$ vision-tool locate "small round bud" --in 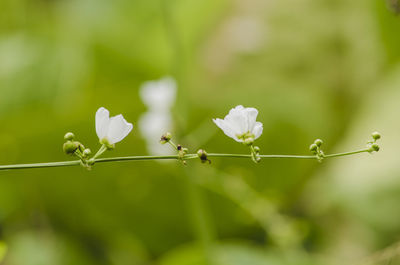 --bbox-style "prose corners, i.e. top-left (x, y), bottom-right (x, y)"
top-left (253, 146), bottom-right (260, 153)
top-left (64, 132), bottom-right (75, 141)
top-left (372, 132), bottom-right (381, 141)
top-left (160, 132), bottom-right (172, 144)
top-left (244, 138), bottom-right (254, 146)
top-left (182, 147), bottom-right (189, 153)
top-left (197, 149), bottom-right (207, 159)
top-left (370, 143), bottom-right (380, 152)
top-left (309, 143), bottom-right (318, 152)
top-left (83, 148), bottom-right (92, 157)
top-left (63, 141), bottom-right (79, 155)
top-left (314, 139), bottom-right (323, 147)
